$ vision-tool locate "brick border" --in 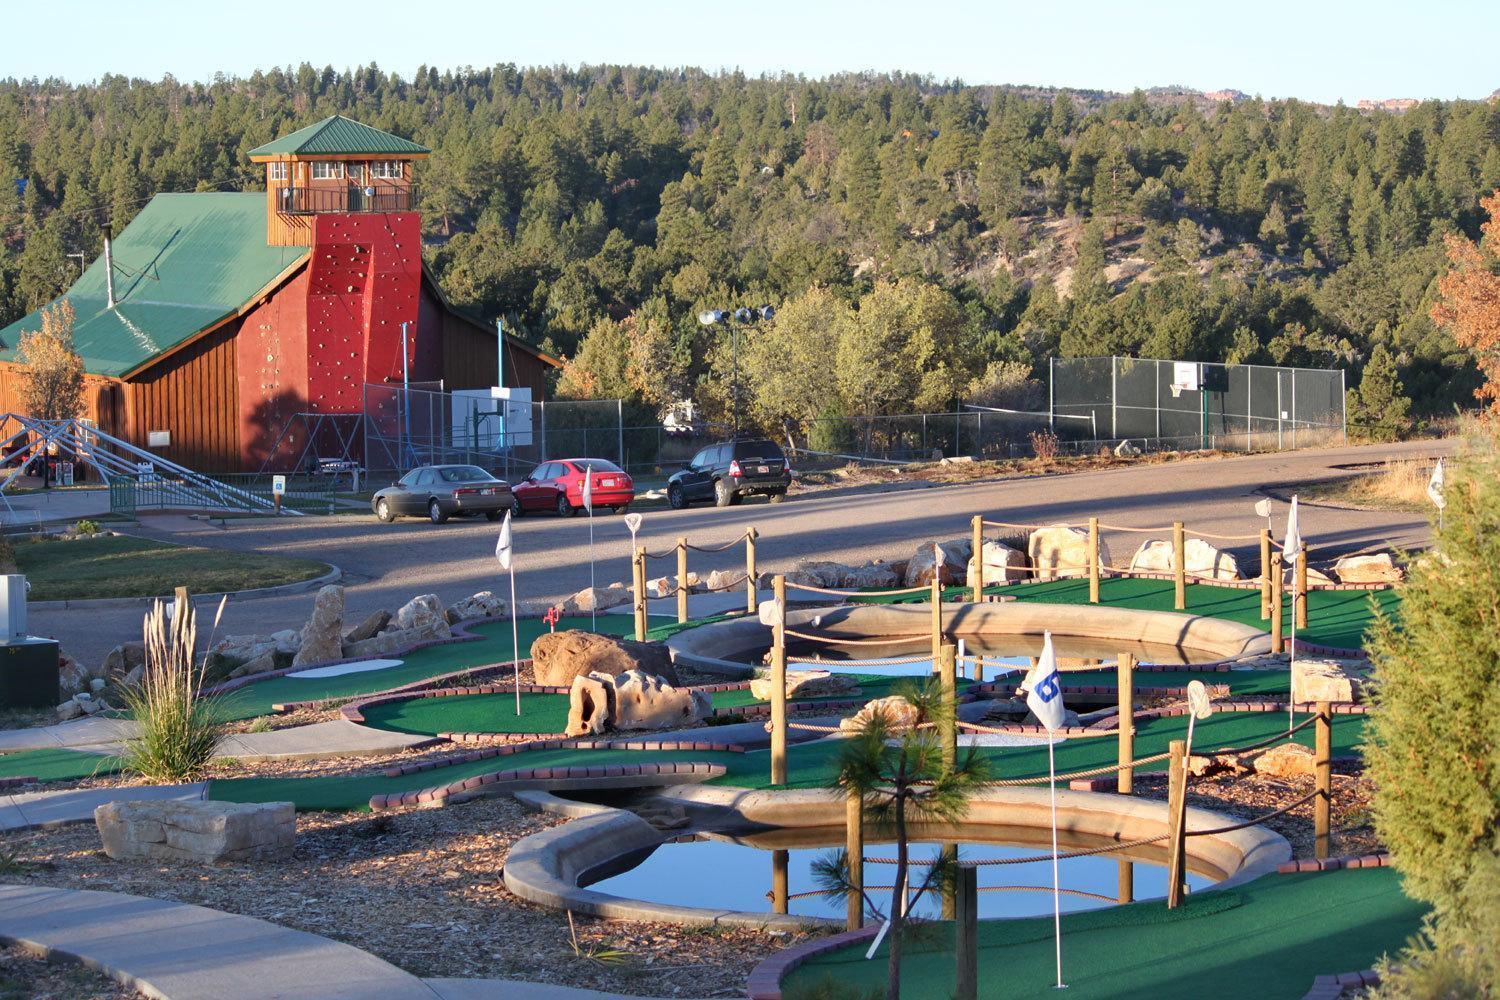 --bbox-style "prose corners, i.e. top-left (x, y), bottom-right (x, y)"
top-left (746, 925), bottom-right (879, 1000)
top-left (1302, 969), bottom-right (1380, 999)
top-left (1278, 853), bottom-right (1389, 874)
top-left (368, 760), bottom-right (727, 811)
top-left (0, 776), bottom-right (36, 791)
top-left (381, 736), bottom-right (746, 778)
